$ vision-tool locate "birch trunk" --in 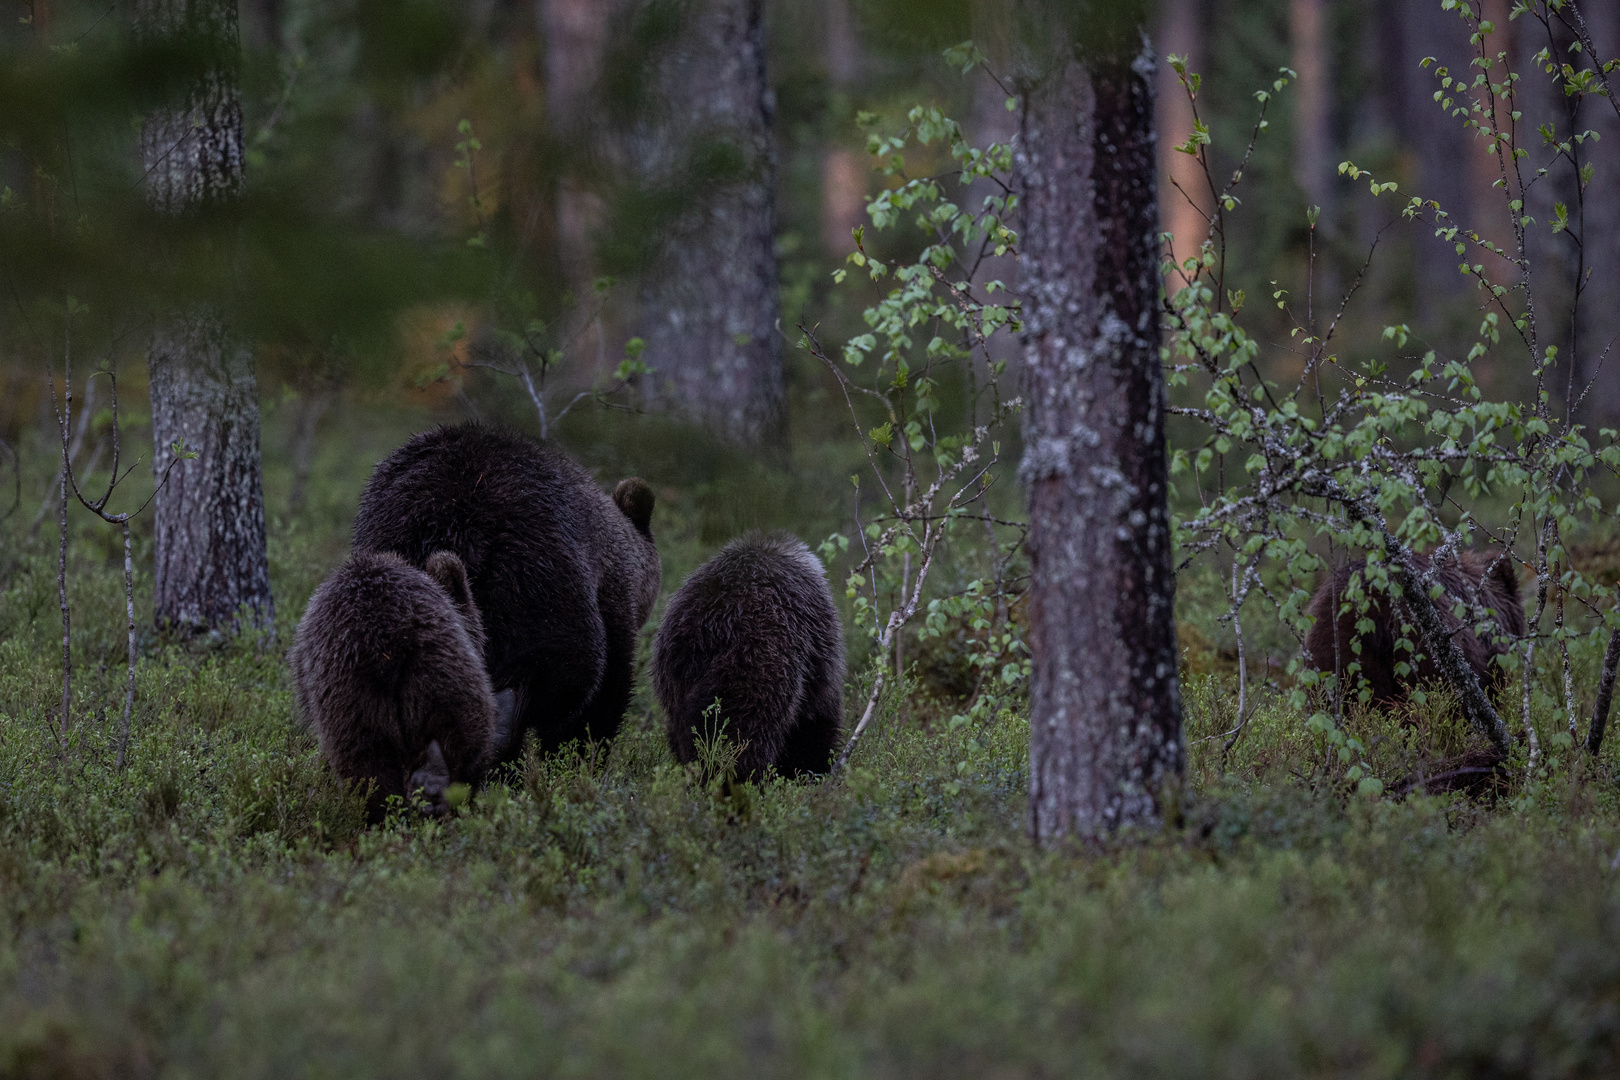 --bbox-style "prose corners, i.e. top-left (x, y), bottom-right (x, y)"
top-left (137, 0), bottom-right (273, 633)
top-left (1017, 6), bottom-right (1184, 843)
